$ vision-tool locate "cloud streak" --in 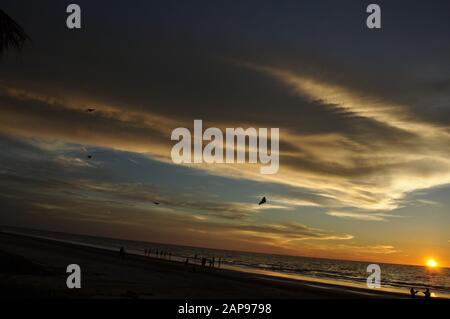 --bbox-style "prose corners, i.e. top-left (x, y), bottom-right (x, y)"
top-left (3, 68), bottom-right (450, 219)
